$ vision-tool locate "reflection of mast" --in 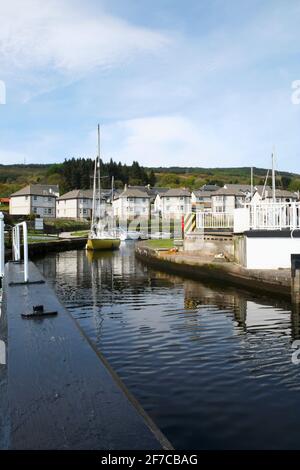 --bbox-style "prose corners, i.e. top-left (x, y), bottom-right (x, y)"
top-left (291, 304), bottom-right (300, 341)
top-left (97, 124), bottom-right (101, 220)
top-left (90, 252), bottom-right (104, 345)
